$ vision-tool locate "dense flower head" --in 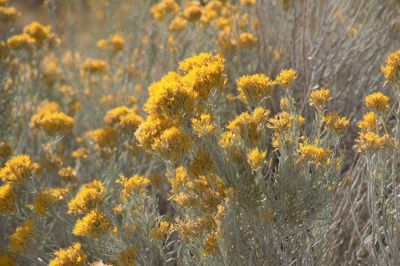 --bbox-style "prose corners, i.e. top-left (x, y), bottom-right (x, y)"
top-left (135, 114), bottom-right (175, 150)
top-left (354, 132), bottom-right (394, 152)
top-left (97, 34), bottom-right (124, 54)
top-left (268, 111), bottom-right (304, 131)
top-left (275, 69), bottom-right (297, 89)
top-left (183, 2), bottom-right (202, 22)
top-left (68, 179), bottom-right (105, 214)
top-left (72, 209), bottom-right (111, 238)
top-left (227, 112), bottom-right (260, 146)
top-left (357, 112), bottom-right (377, 132)
top-left (309, 88), bottom-right (331, 108)
top-left (299, 144), bottom-right (331, 164)
top-left (364, 92), bottom-right (389, 113)
top-left (8, 219), bottom-right (33, 252)
top-left (192, 114), bottom-right (216, 137)
top-left (240, 0), bottom-right (256, 6)
top-left (7, 33), bottom-right (36, 50)
top-left (170, 17), bottom-right (188, 34)
top-left (0, 253), bottom-right (16, 266)
top-left (144, 72), bottom-right (197, 120)
top-left (237, 74), bottom-right (275, 104)
top-left (0, 141), bottom-right (12, 158)
top-left (322, 113), bottom-right (350, 133)
top-left (31, 111), bottom-right (74, 136)
top-left (116, 175), bottom-right (150, 200)
top-left (49, 243), bottom-right (87, 266)
top-left (0, 6), bottom-right (19, 23)
top-left (247, 148), bottom-right (266, 170)
top-left (0, 183), bottom-right (15, 213)
top-left (87, 127), bottom-right (117, 148)
top-left (252, 107), bottom-right (270, 124)
top-left (0, 154), bottom-right (38, 183)
top-left (150, 0), bottom-right (179, 21)
top-left (181, 54), bottom-right (226, 99)
top-left (104, 106), bottom-right (143, 132)
top-left (381, 49), bottom-right (400, 85)
top-left (81, 59), bottom-right (107, 74)
top-left (151, 126), bottom-right (192, 161)
top-left (237, 32), bottom-right (257, 47)
top-left (34, 187), bottom-right (69, 215)
top-left (23, 22), bottom-right (57, 46)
